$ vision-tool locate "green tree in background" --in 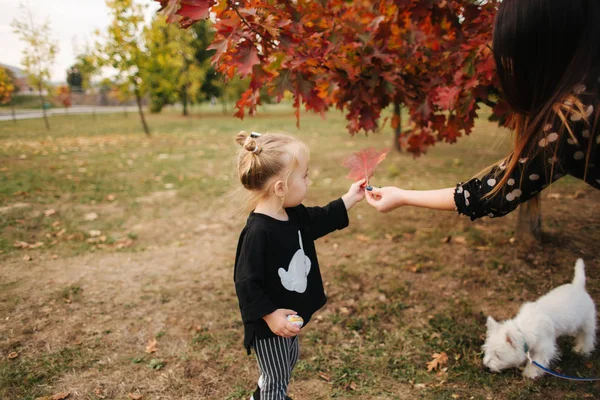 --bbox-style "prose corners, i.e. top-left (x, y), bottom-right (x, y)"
top-left (144, 17), bottom-right (205, 115)
top-left (96, 0), bottom-right (150, 136)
